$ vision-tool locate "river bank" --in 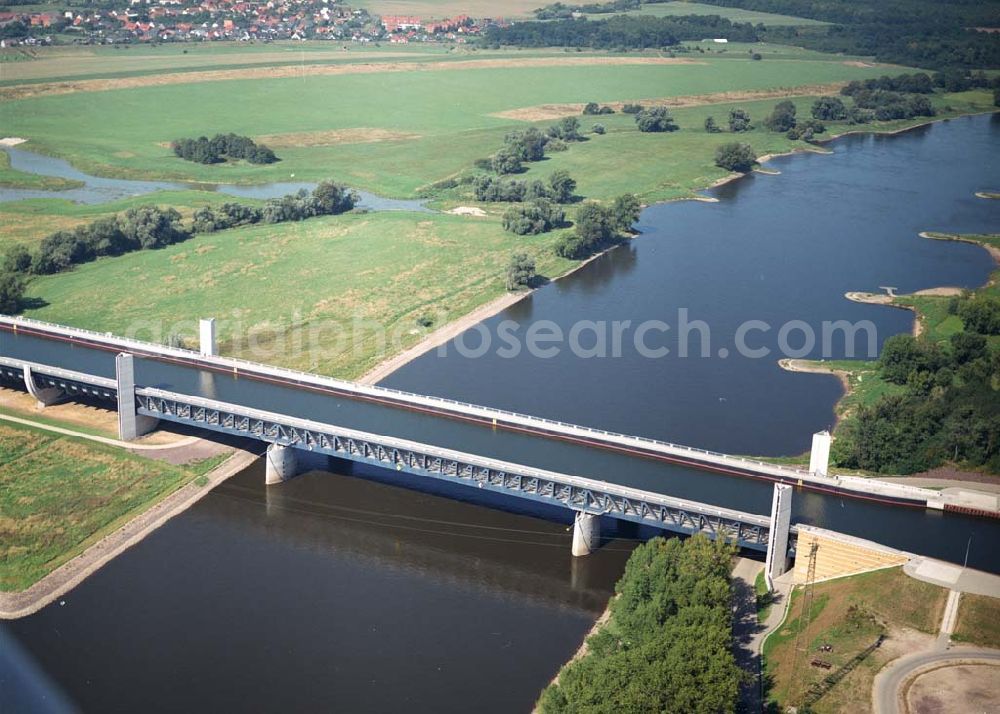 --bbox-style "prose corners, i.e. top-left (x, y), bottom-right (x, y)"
top-left (360, 111), bottom-right (997, 389)
top-left (0, 411), bottom-right (258, 618)
top-left (778, 230), bottom-right (1000, 484)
